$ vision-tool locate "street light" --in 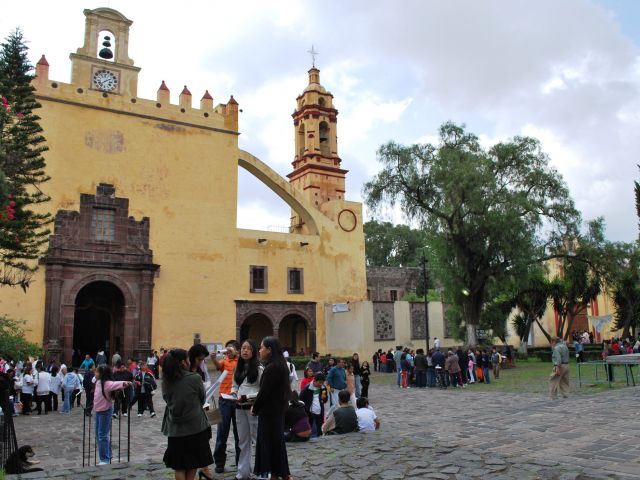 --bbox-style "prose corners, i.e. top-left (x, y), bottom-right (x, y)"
top-left (421, 248), bottom-right (430, 352)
